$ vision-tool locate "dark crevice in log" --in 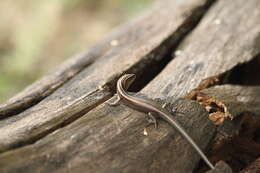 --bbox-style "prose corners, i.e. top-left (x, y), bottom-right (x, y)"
top-left (187, 54), bottom-right (260, 100)
top-left (106, 0), bottom-right (217, 94)
top-left (222, 55), bottom-right (260, 86)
